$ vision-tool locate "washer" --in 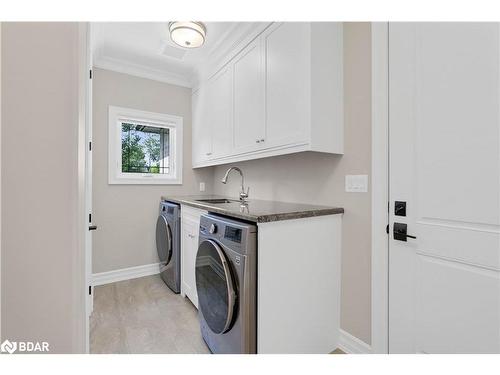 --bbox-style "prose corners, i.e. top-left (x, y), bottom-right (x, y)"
top-left (195, 213), bottom-right (257, 354)
top-left (156, 201), bottom-right (181, 293)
